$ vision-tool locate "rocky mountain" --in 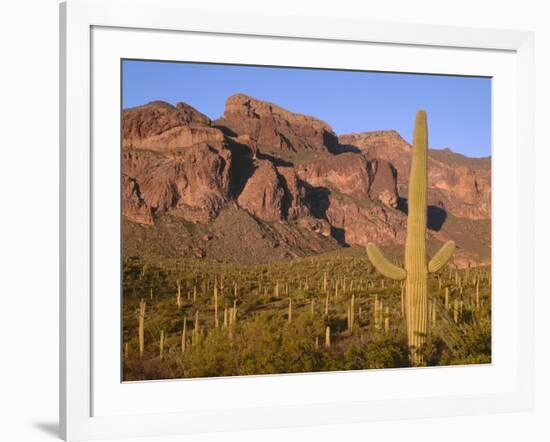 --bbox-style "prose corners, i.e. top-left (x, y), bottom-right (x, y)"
top-left (122, 94), bottom-right (491, 267)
